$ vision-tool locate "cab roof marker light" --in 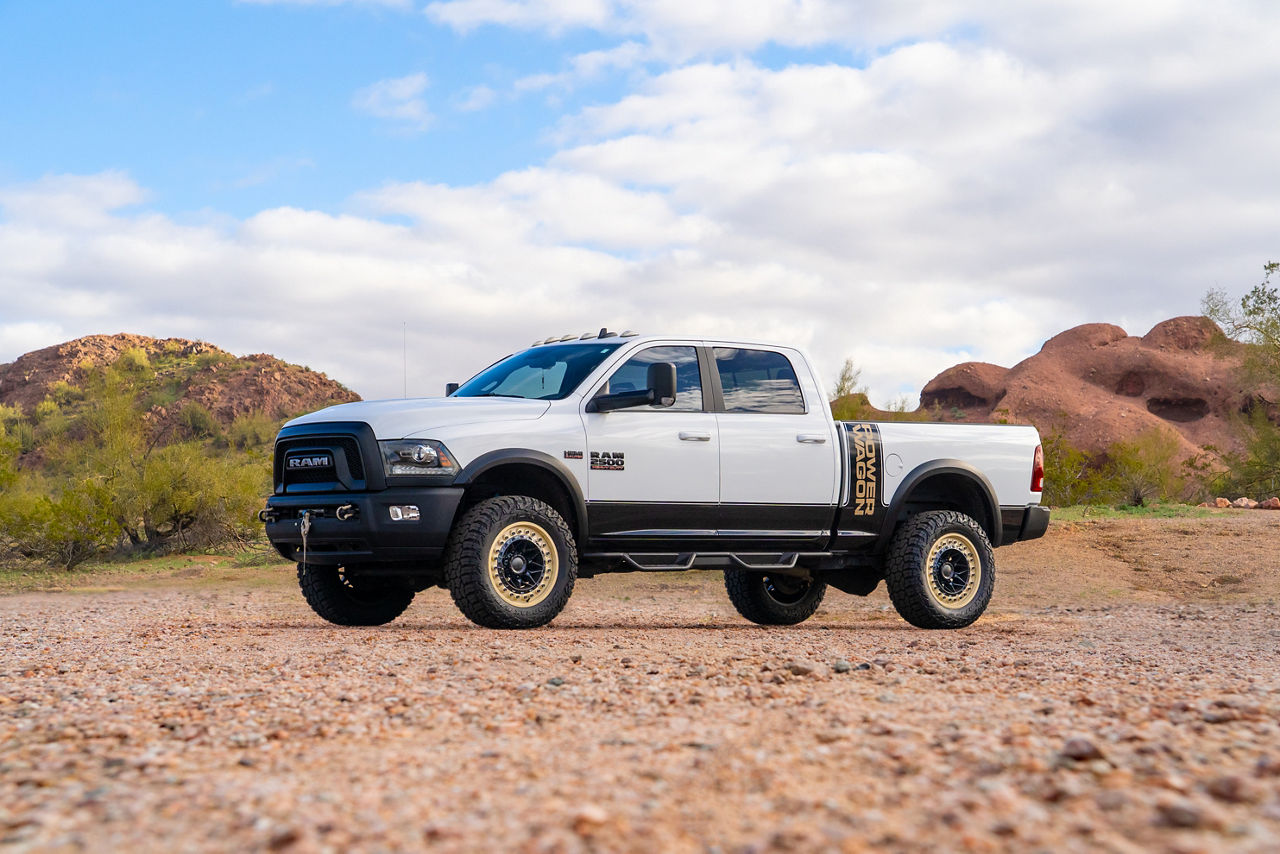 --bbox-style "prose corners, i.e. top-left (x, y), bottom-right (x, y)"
top-left (620, 330), bottom-right (639, 337)
top-left (579, 332), bottom-right (597, 340)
